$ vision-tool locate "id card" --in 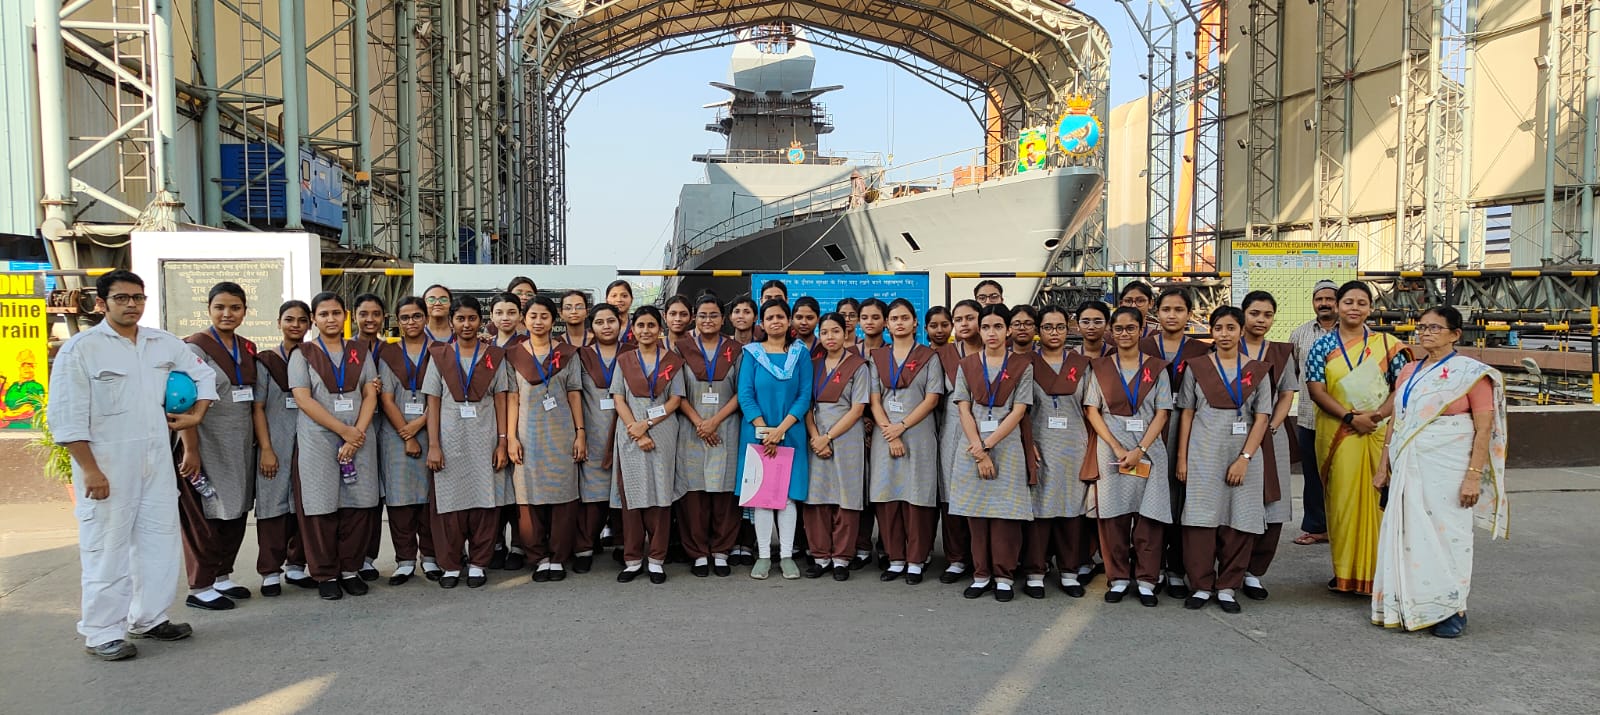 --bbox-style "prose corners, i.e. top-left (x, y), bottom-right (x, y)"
top-left (542, 395), bottom-right (558, 412)
top-left (646, 405), bottom-right (667, 420)
top-left (1047, 416), bottom-right (1070, 430)
top-left (701, 392), bottom-right (720, 405)
top-left (459, 404), bottom-right (477, 419)
top-left (1117, 459), bottom-right (1152, 478)
top-left (1125, 418), bottom-right (1145, 432)
top-left (754, 426), bottom-right (774, 440)
top-left (1232, 421), bottom-right (1249, 435)
top-left (334, 398), bottom-right (354, 413)
top-left (978, 419), bottom-right (1000, 434)
top-left (231, 388), bottom-right (253, 403)
top-left (285, 396), bottom-right (298, 410)
top-left (403, 401), bottom-right (424, 416)
top-left (599, 398), bottom-right (615, 411)
top-left (886, 400), bottom-right (906, 414)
